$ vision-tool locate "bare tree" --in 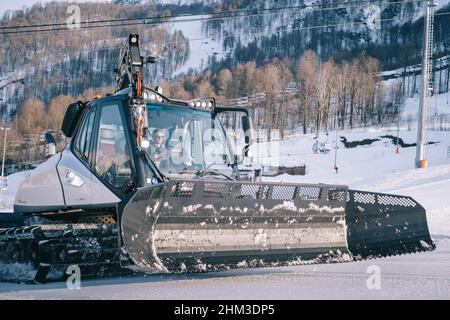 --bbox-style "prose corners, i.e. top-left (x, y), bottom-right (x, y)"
top-left (47, 95), bottom-right (74, 132)
top-left (314, 60), bottom-right (335, 133)
top-left (296, 50), bottom-right (317, 134)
